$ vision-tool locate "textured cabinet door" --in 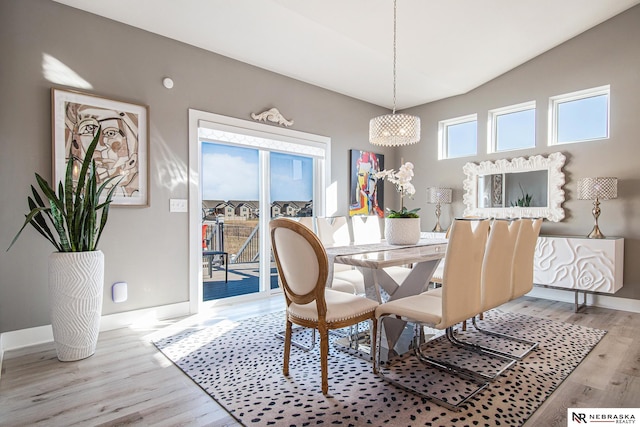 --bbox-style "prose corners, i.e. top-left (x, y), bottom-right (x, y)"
top-left (533, 236), bottom-right (624, 294)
